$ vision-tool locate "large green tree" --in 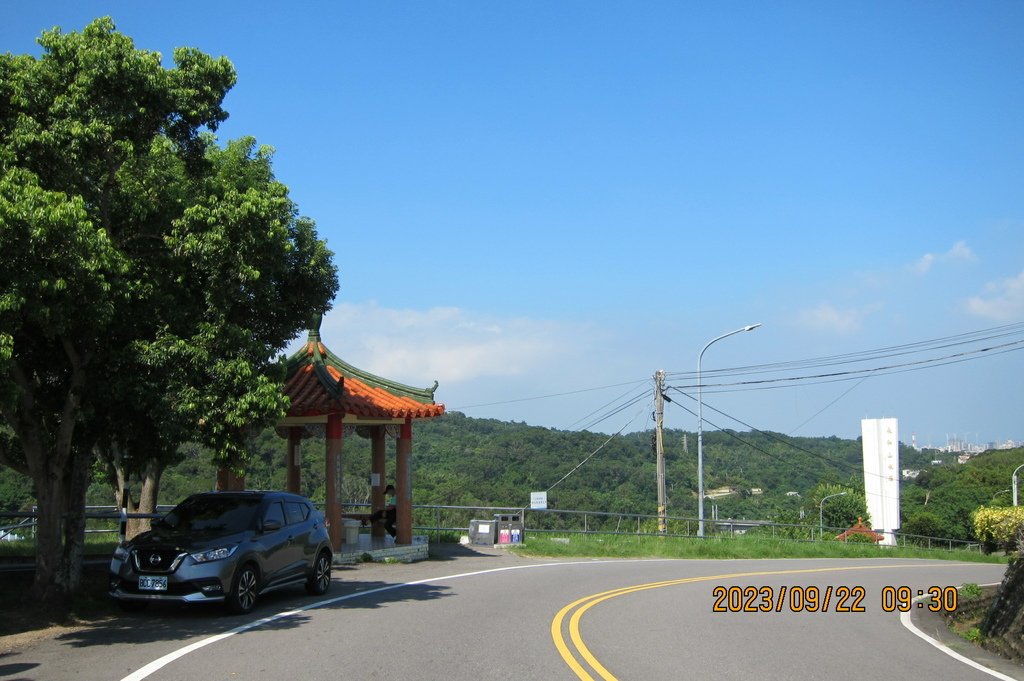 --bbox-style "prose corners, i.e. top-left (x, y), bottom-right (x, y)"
top-left (0, 18), bottom-right (338, 612)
